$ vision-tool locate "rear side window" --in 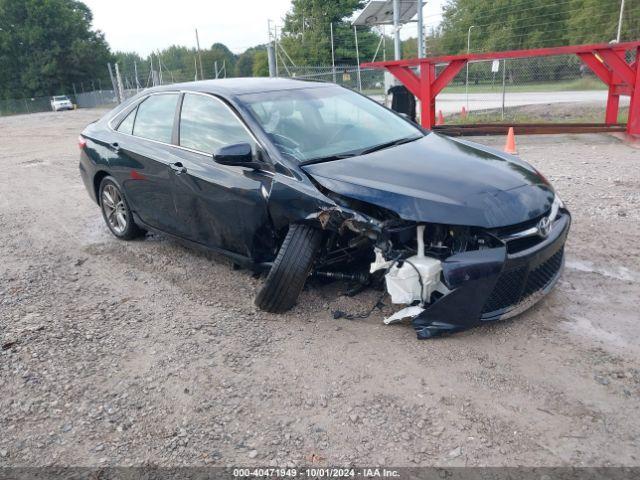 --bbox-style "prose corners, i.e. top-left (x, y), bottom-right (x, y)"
top-left (116, 108), bottom-right (136, 134)
top-left (133, 94), bottom-right (179, 143)
top-left (179, 93), bottom-right (253, 153)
